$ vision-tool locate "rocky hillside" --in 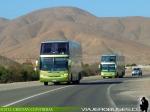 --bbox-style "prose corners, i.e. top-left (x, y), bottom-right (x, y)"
top-left (0, 55), bottom-right (19, 67)
top-left (0, 7), bottom-right (150, 64)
